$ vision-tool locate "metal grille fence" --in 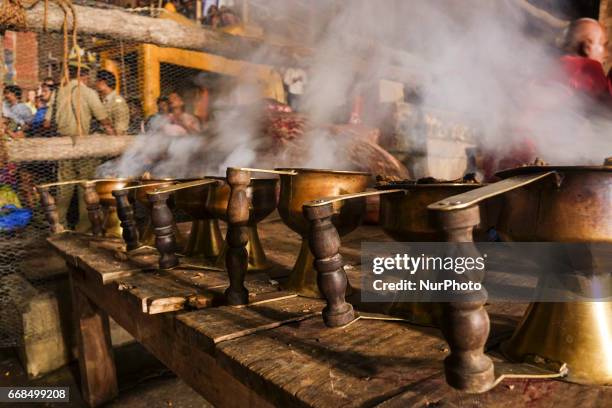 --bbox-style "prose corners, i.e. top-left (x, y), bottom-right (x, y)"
top-left (0, 25), bottom-right (222, 347)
